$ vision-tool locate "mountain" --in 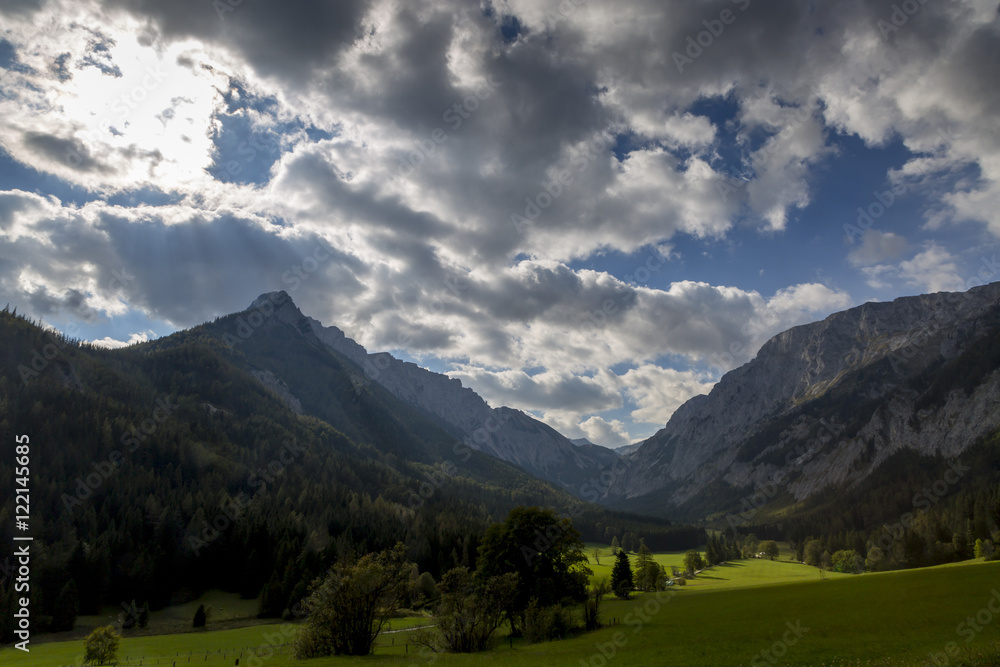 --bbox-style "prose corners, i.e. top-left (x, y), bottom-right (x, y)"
top-left (244, 291), bottom-right (621, 492)
top-left (0, 301), bottom-right (699, 637)
top-left (606, 282), bottom-right (1000, 521)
